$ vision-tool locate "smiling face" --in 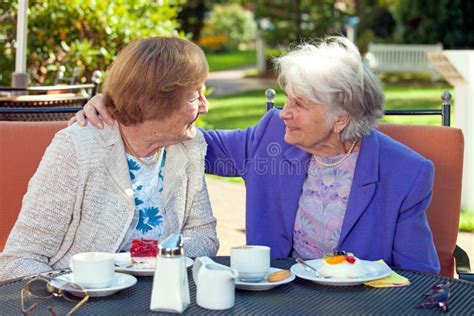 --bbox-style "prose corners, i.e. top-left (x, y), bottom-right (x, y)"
top-left (279, 92), bottom-right (350, 156)
top-left (159, 86), bottom-right (208, 143)
top-left (138, 86), bottom-right (208, 147)
top-left (119, 85), bottom-right (209, 157)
